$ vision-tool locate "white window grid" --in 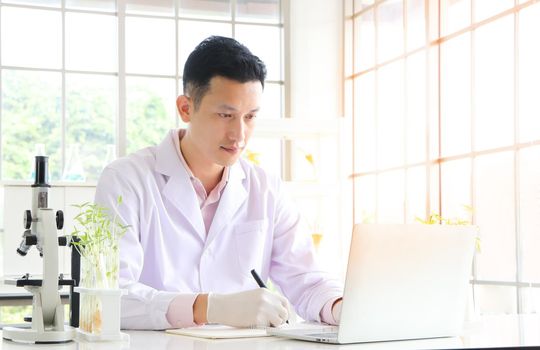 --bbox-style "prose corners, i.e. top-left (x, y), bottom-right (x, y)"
top-left (0, 0), bottom-right (285, 180)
